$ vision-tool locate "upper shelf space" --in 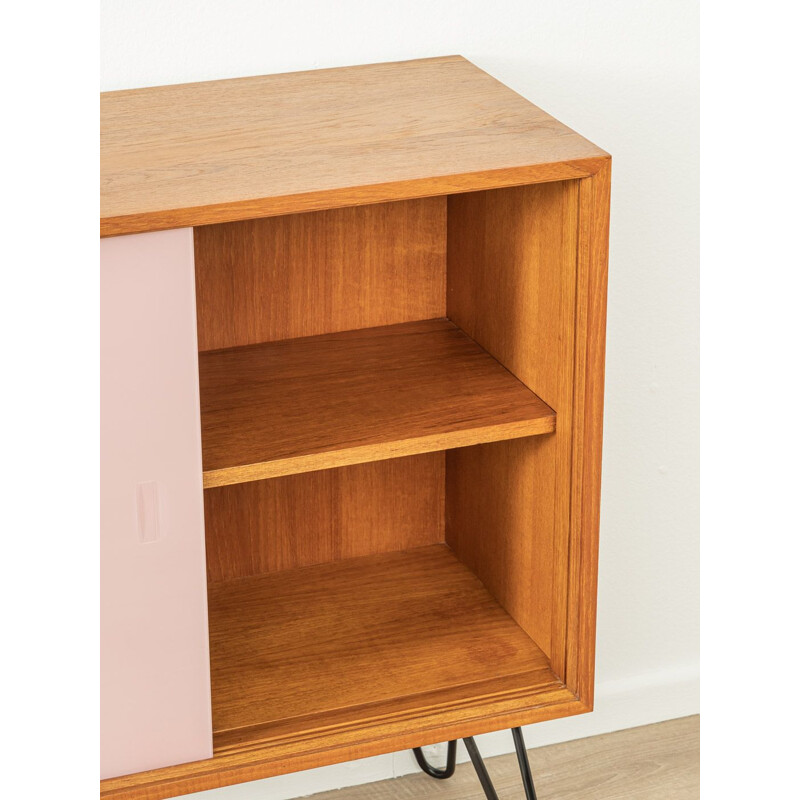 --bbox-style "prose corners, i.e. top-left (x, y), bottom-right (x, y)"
top-left (199, 319), bottom-right (555, 488)
top-left (100, 56), bottom-right (608, 236)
